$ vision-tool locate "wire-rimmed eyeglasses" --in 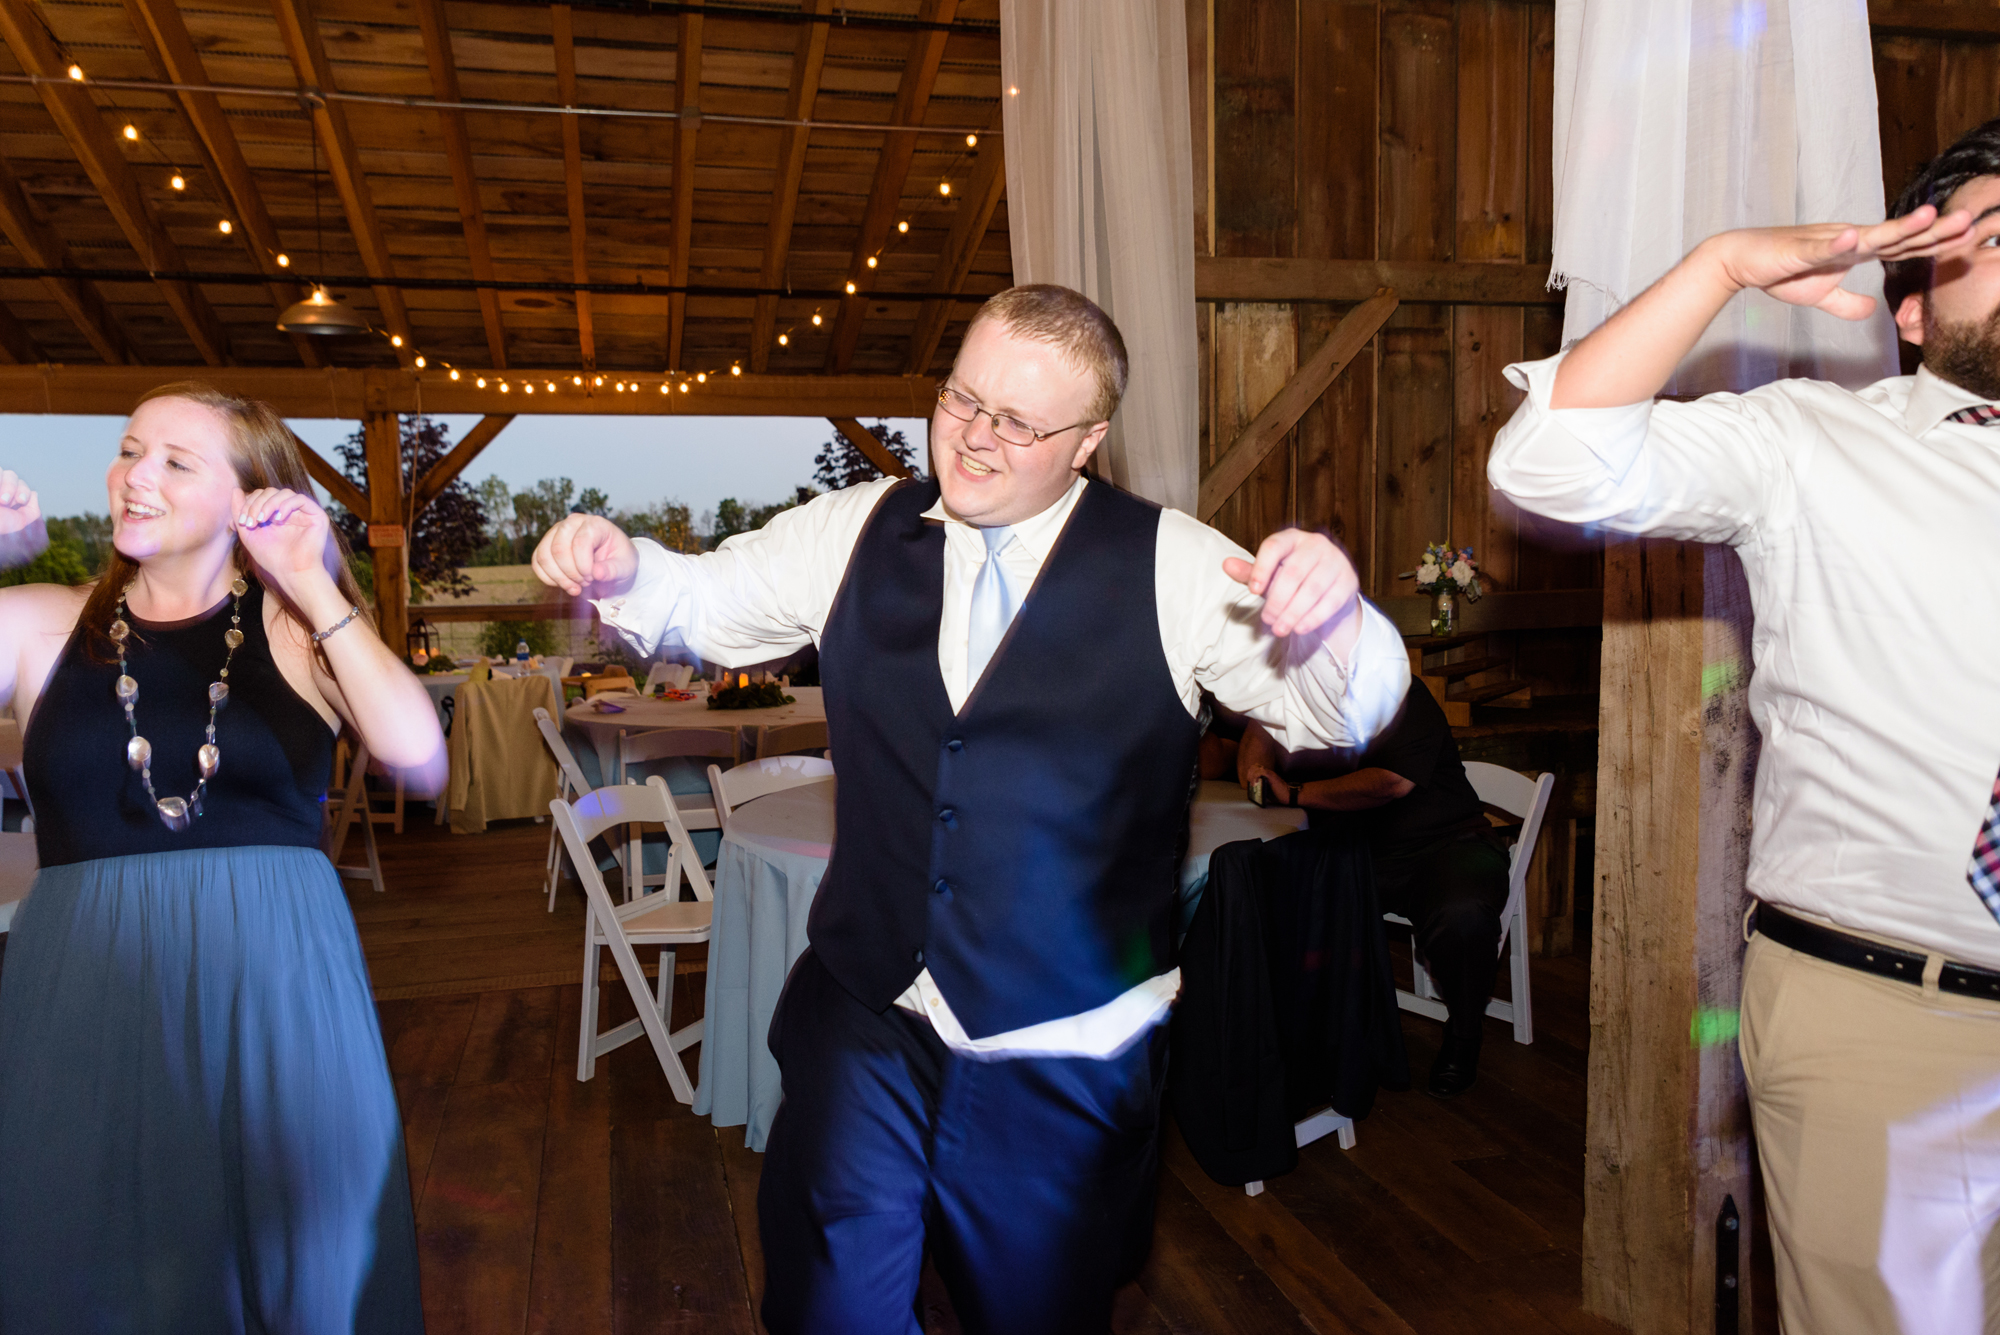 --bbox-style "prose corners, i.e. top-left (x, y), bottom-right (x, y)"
top-left (935, 386), bottom-right (1095, 448)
